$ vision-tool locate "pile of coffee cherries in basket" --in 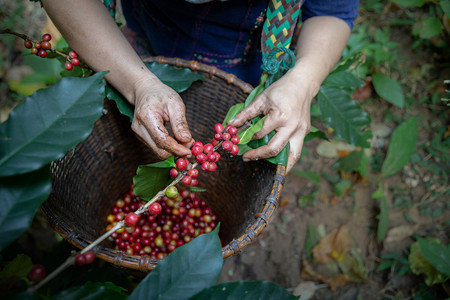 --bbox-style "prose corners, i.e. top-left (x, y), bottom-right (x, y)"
top-left (106, 186), bottom-right (218, 260)
top-left (105, 123), bottom-right (241, 259)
